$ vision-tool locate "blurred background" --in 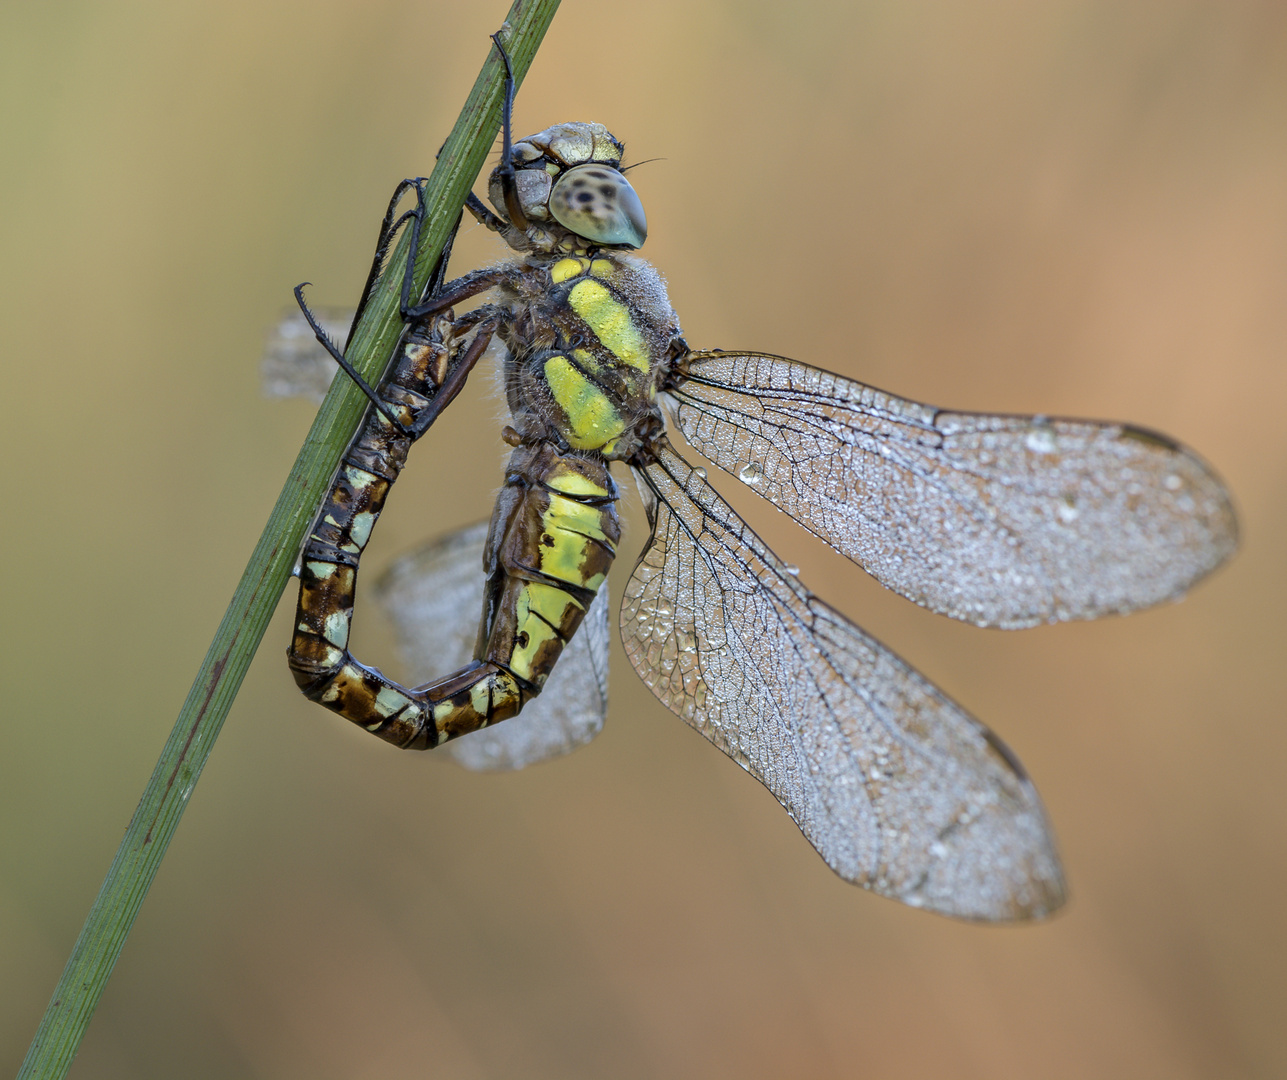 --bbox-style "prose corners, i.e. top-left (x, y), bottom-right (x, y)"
top-left (2, 2), bottom-right (1284, 1077)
